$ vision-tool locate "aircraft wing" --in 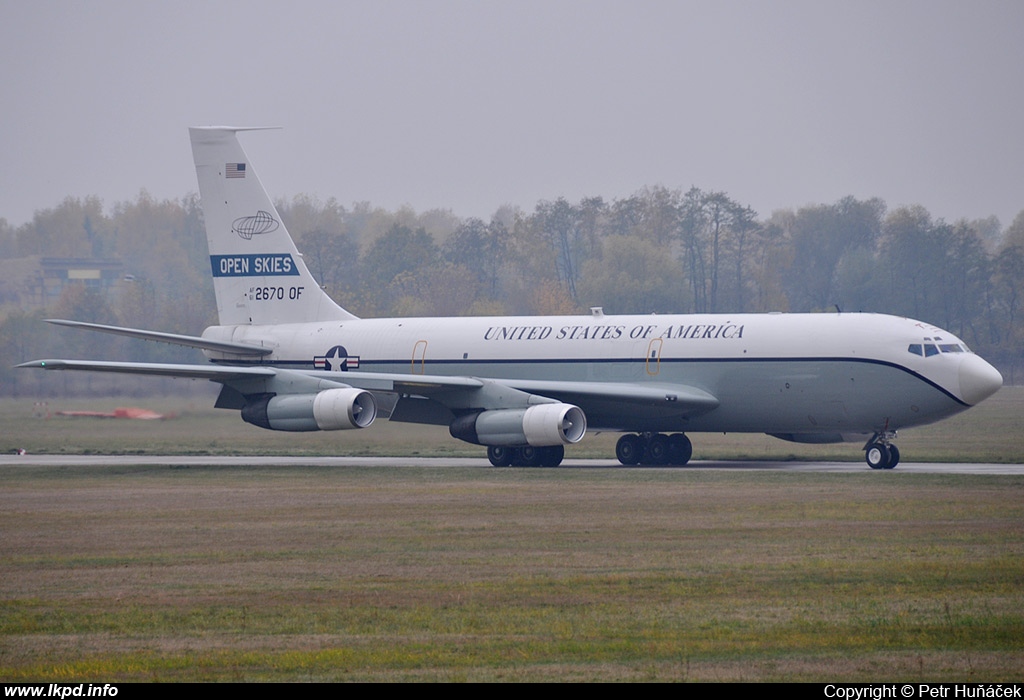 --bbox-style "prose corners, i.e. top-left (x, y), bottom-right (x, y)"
top-left (18, 359), bottom-right (718, 433)
top-left (17, 359), bottom-right (487, 389)
top-left (490, 378), bottom-right (719, 431)
top-left (294, 370), bottom-right (720, 431)
top-left (16, 359), bottom-right (278, 381)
